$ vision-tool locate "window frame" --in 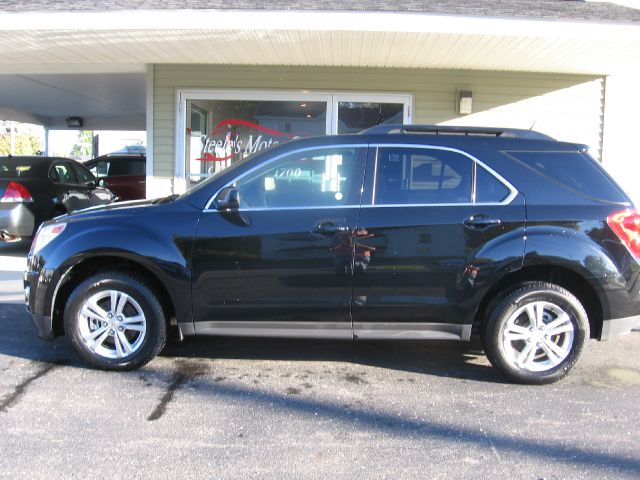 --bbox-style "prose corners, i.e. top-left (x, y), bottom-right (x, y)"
top-left (176, 89), bottom-right (412, 193)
